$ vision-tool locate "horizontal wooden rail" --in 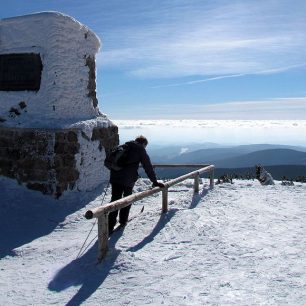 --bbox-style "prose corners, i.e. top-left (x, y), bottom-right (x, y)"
top-left (85, 164), bottom-right (215, 262)
top-left (85, 165), bottom-right (214, 219)
top-left (151, 164), bottom-right (211, 168)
